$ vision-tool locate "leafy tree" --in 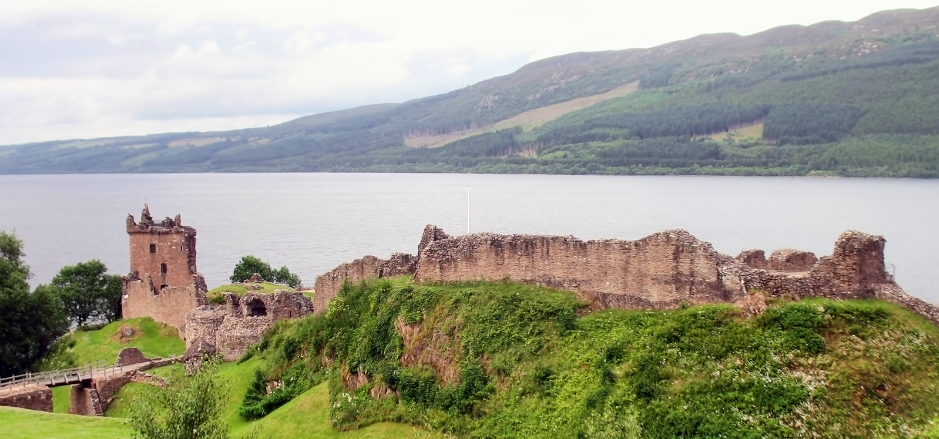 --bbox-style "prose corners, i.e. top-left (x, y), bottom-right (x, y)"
top-left (0, 231), bottom-right (69, 376)
top-left (50, 259), bottom-right (123, 327)
top-left (129, 360), bottom-right (229, 439)
top-left (230, 255), bottom-right (302, 289)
